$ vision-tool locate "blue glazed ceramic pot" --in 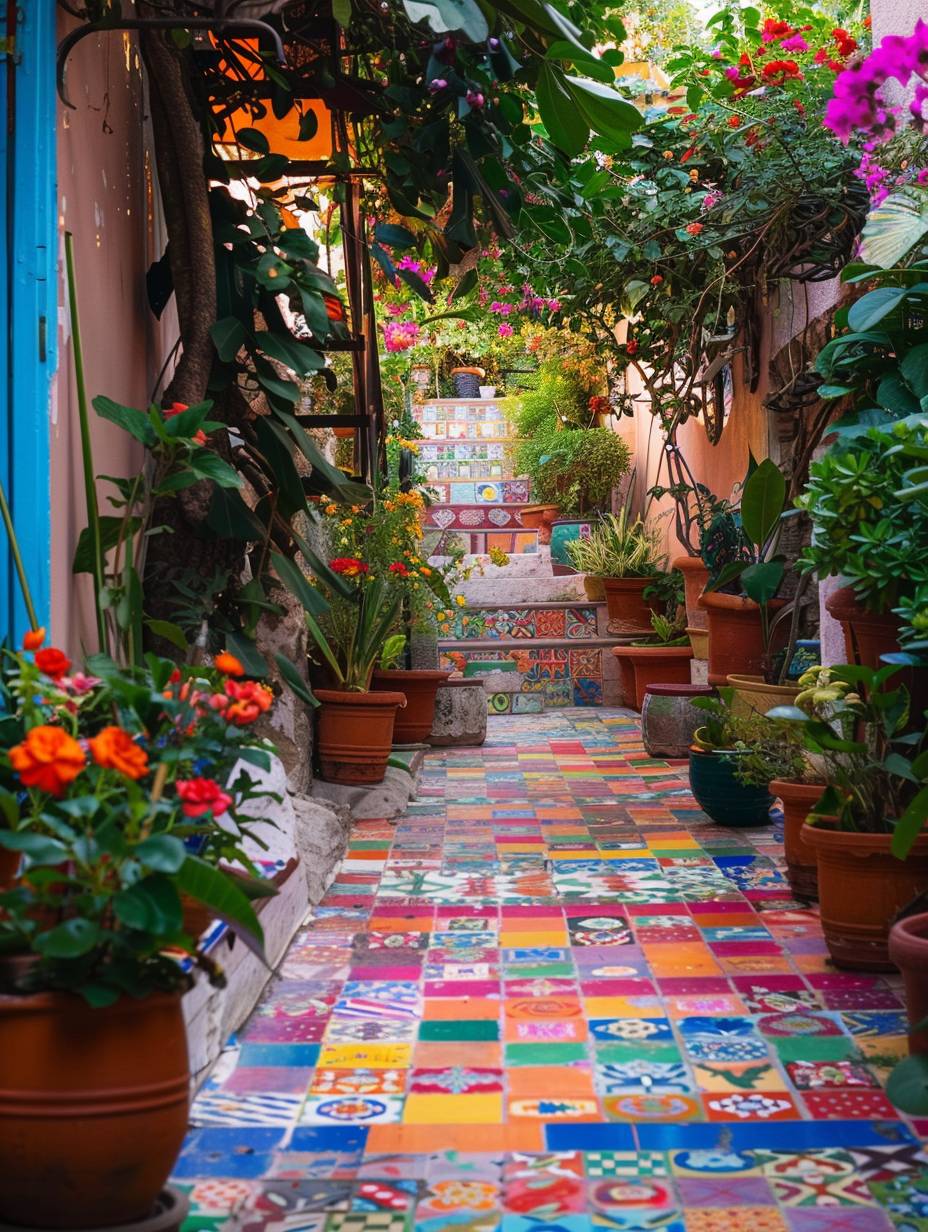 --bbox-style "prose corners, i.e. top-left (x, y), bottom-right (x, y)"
top-left (550, 518), bottom-right (593, 576)
top-left (688, 746), bottom-right (774, 827)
